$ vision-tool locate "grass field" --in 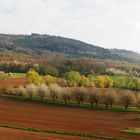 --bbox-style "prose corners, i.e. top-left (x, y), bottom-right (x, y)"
top-left (0, 73), bottom-right (26, 78)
